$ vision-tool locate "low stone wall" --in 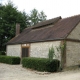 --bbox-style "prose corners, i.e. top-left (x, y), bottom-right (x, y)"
top-left (7, 44), bottom-right (21, 57)
top-left (66, 41), bottom-right (80, 67)
top-left (30, 41), bottom-right (61, 61)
